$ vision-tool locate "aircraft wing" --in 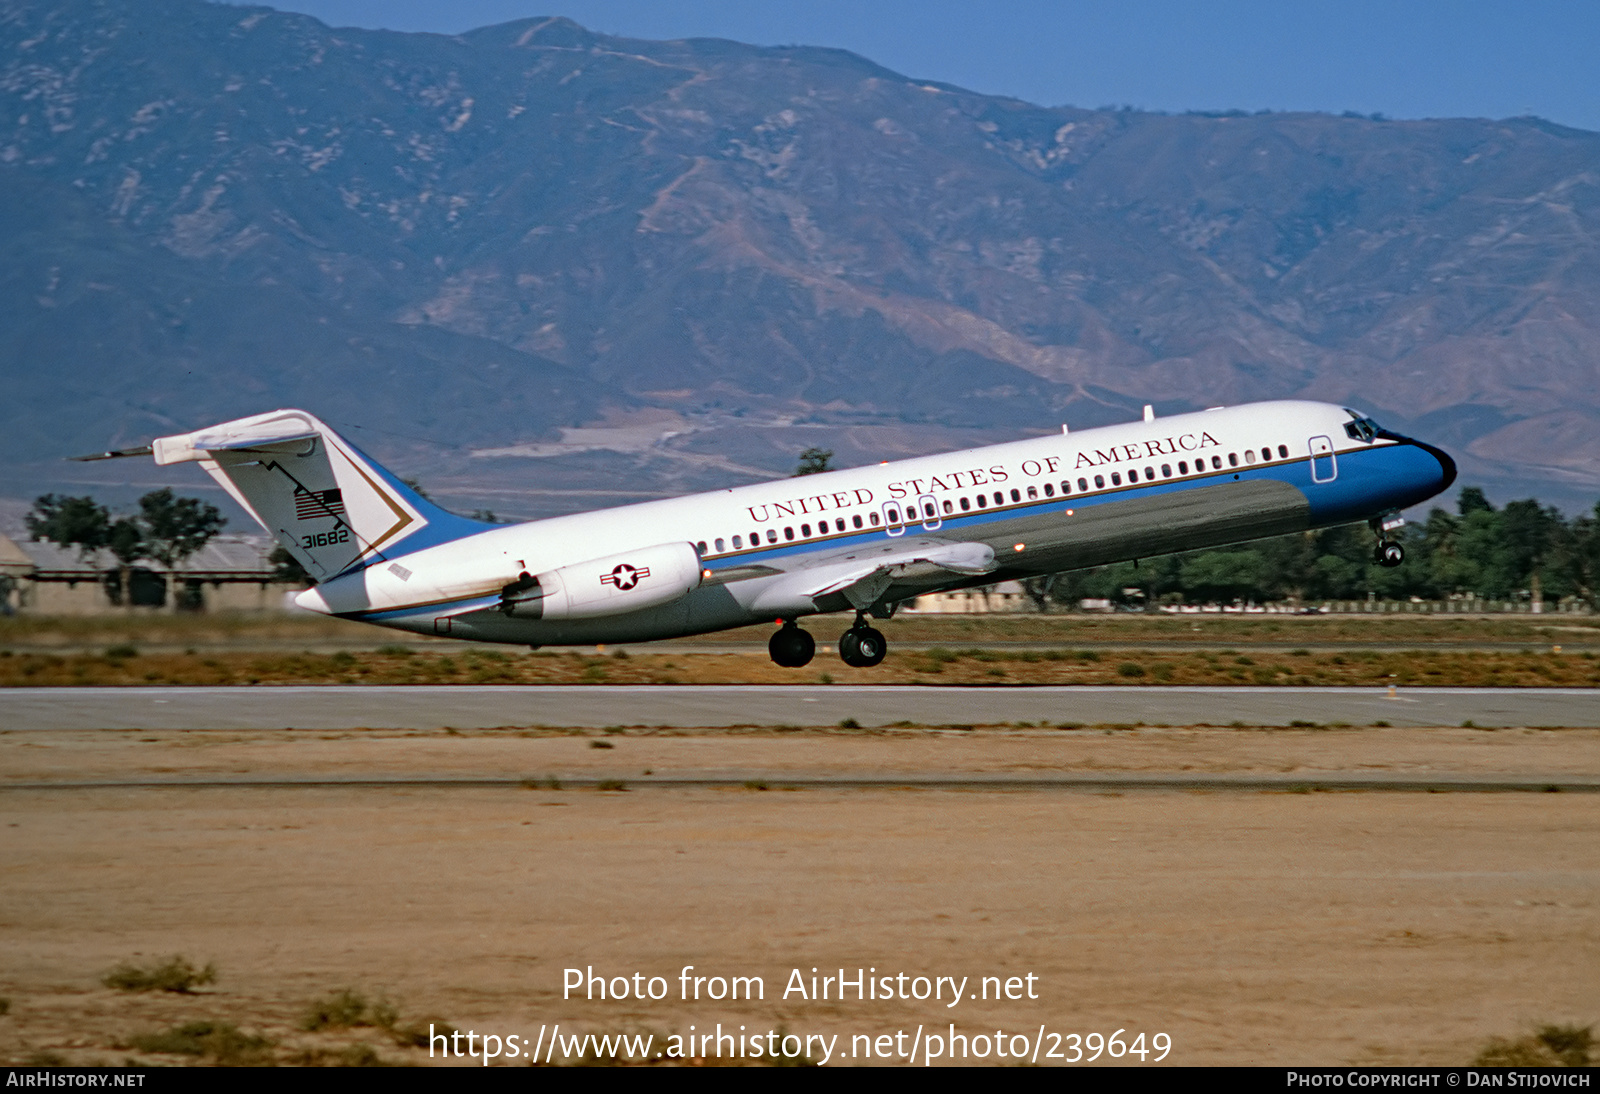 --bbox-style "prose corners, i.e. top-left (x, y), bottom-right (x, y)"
top-left (740, 537), bottom-right (997, 615)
